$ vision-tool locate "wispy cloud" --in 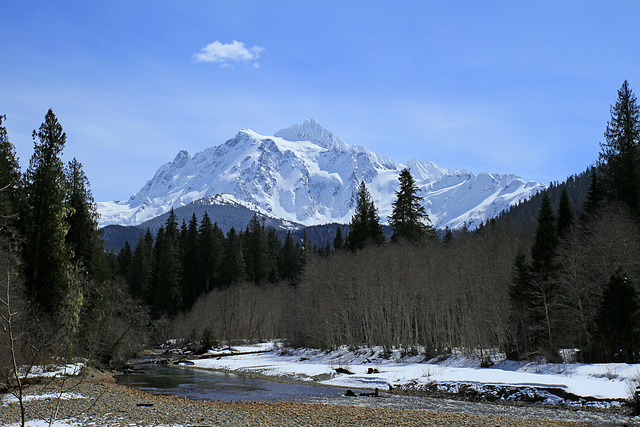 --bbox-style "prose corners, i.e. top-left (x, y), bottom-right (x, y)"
top-left (193, 40), bottom-right (264, 68)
